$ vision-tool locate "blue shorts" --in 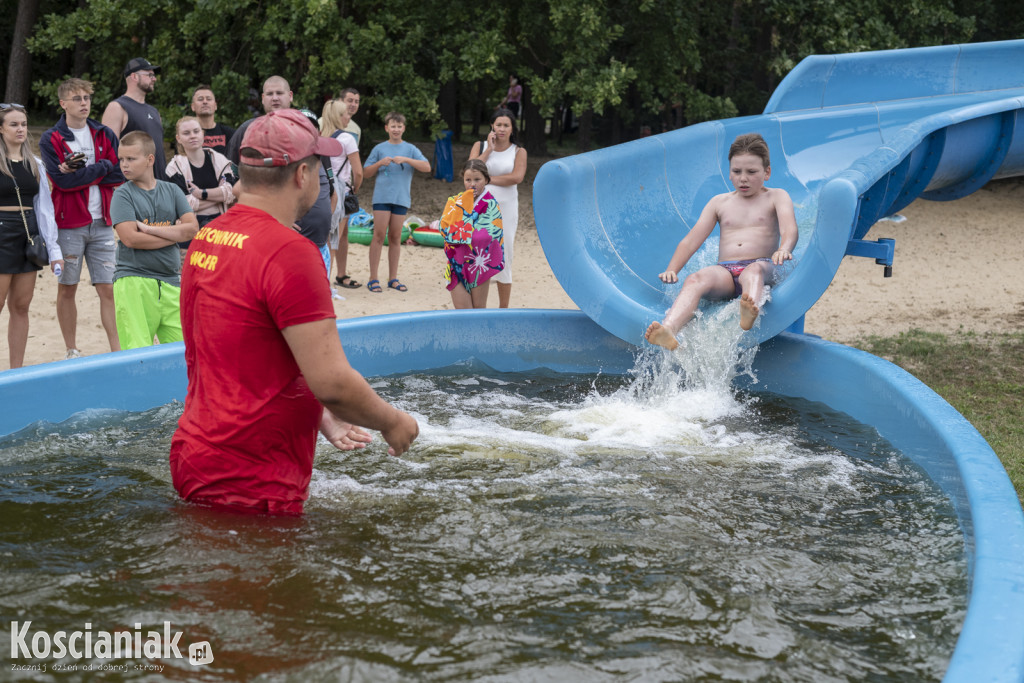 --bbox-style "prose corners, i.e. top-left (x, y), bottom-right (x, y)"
top-left (372, 203), bottom-right (408, 216)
